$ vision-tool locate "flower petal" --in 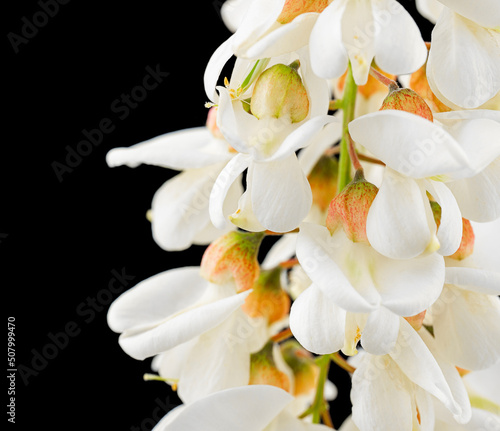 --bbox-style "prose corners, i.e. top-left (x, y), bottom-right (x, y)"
top-left (427, 9), bottom-right (500, 109)
top-left (209, 153), bottom-right (250, 230)
top-left (204, 36), bottom-right (236, 102)
top-left (107, 267), bottom-right (206, 334)
top-left (157, 385), bottom-right (293, 431)
top-left (290, 283), bottom-right (346, 354)
top-left (437, 0), bottom-right (500, 28)
top-left (106, 128), bottom-right (231, 170)
top-left (118, 289), bottom-right (251, 360)
top-left (366, 169), bottom-right (433, 259)
top-left (373, 0), bottom-right (428, 76)
top-left (445, 267), bottom-right (500, 295)
top-left (360, 306), bottom-right (400, 355)
top-left (309, 0), bottom-right (349, 80)
top-left (349, 110), bottom-right (470, 178)
top-left (250, 154), bottom-right (312, 232)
